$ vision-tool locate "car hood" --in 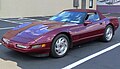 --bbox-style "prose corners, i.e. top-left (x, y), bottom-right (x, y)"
top-left (3, 21), bottom-right (78, 43)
